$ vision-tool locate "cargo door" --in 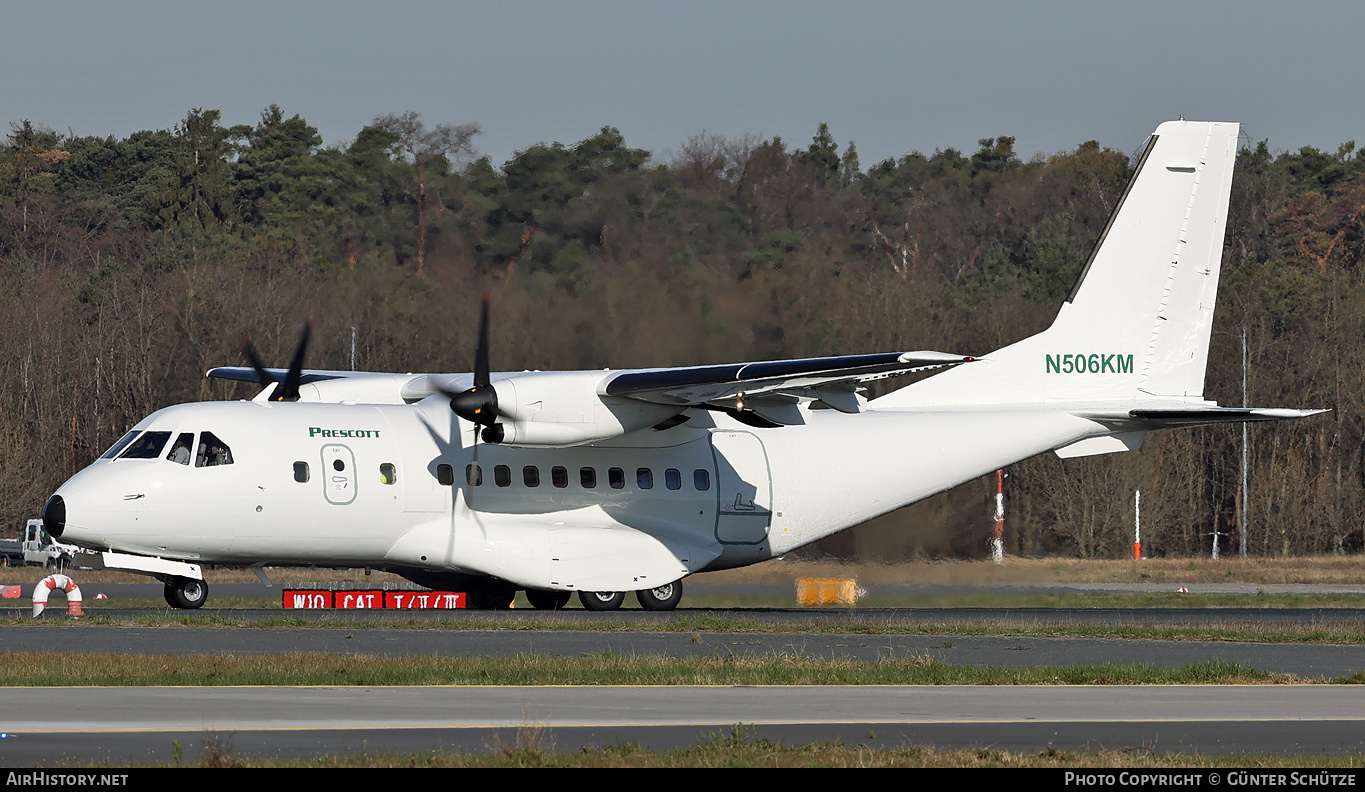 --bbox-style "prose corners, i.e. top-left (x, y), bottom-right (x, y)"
top-left (710, 430), bottom-right (773, 544)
